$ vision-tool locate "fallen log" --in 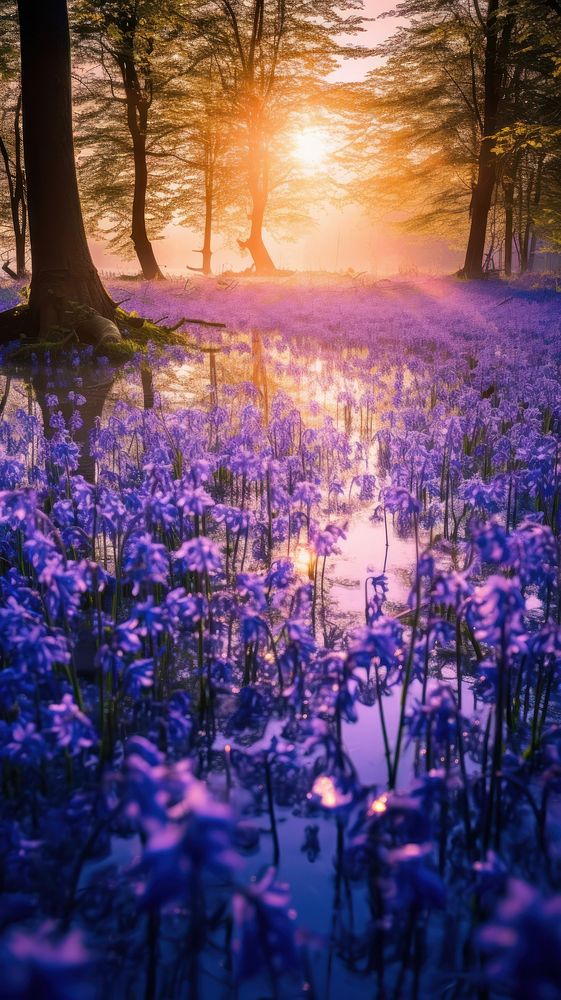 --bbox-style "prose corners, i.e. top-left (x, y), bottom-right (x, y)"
top-left (174, 316), bottom-right (227, 329)
top-left (2, 262), bottom-right (18, 281)
top-left (74, 307), bottom-right (122, 349)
